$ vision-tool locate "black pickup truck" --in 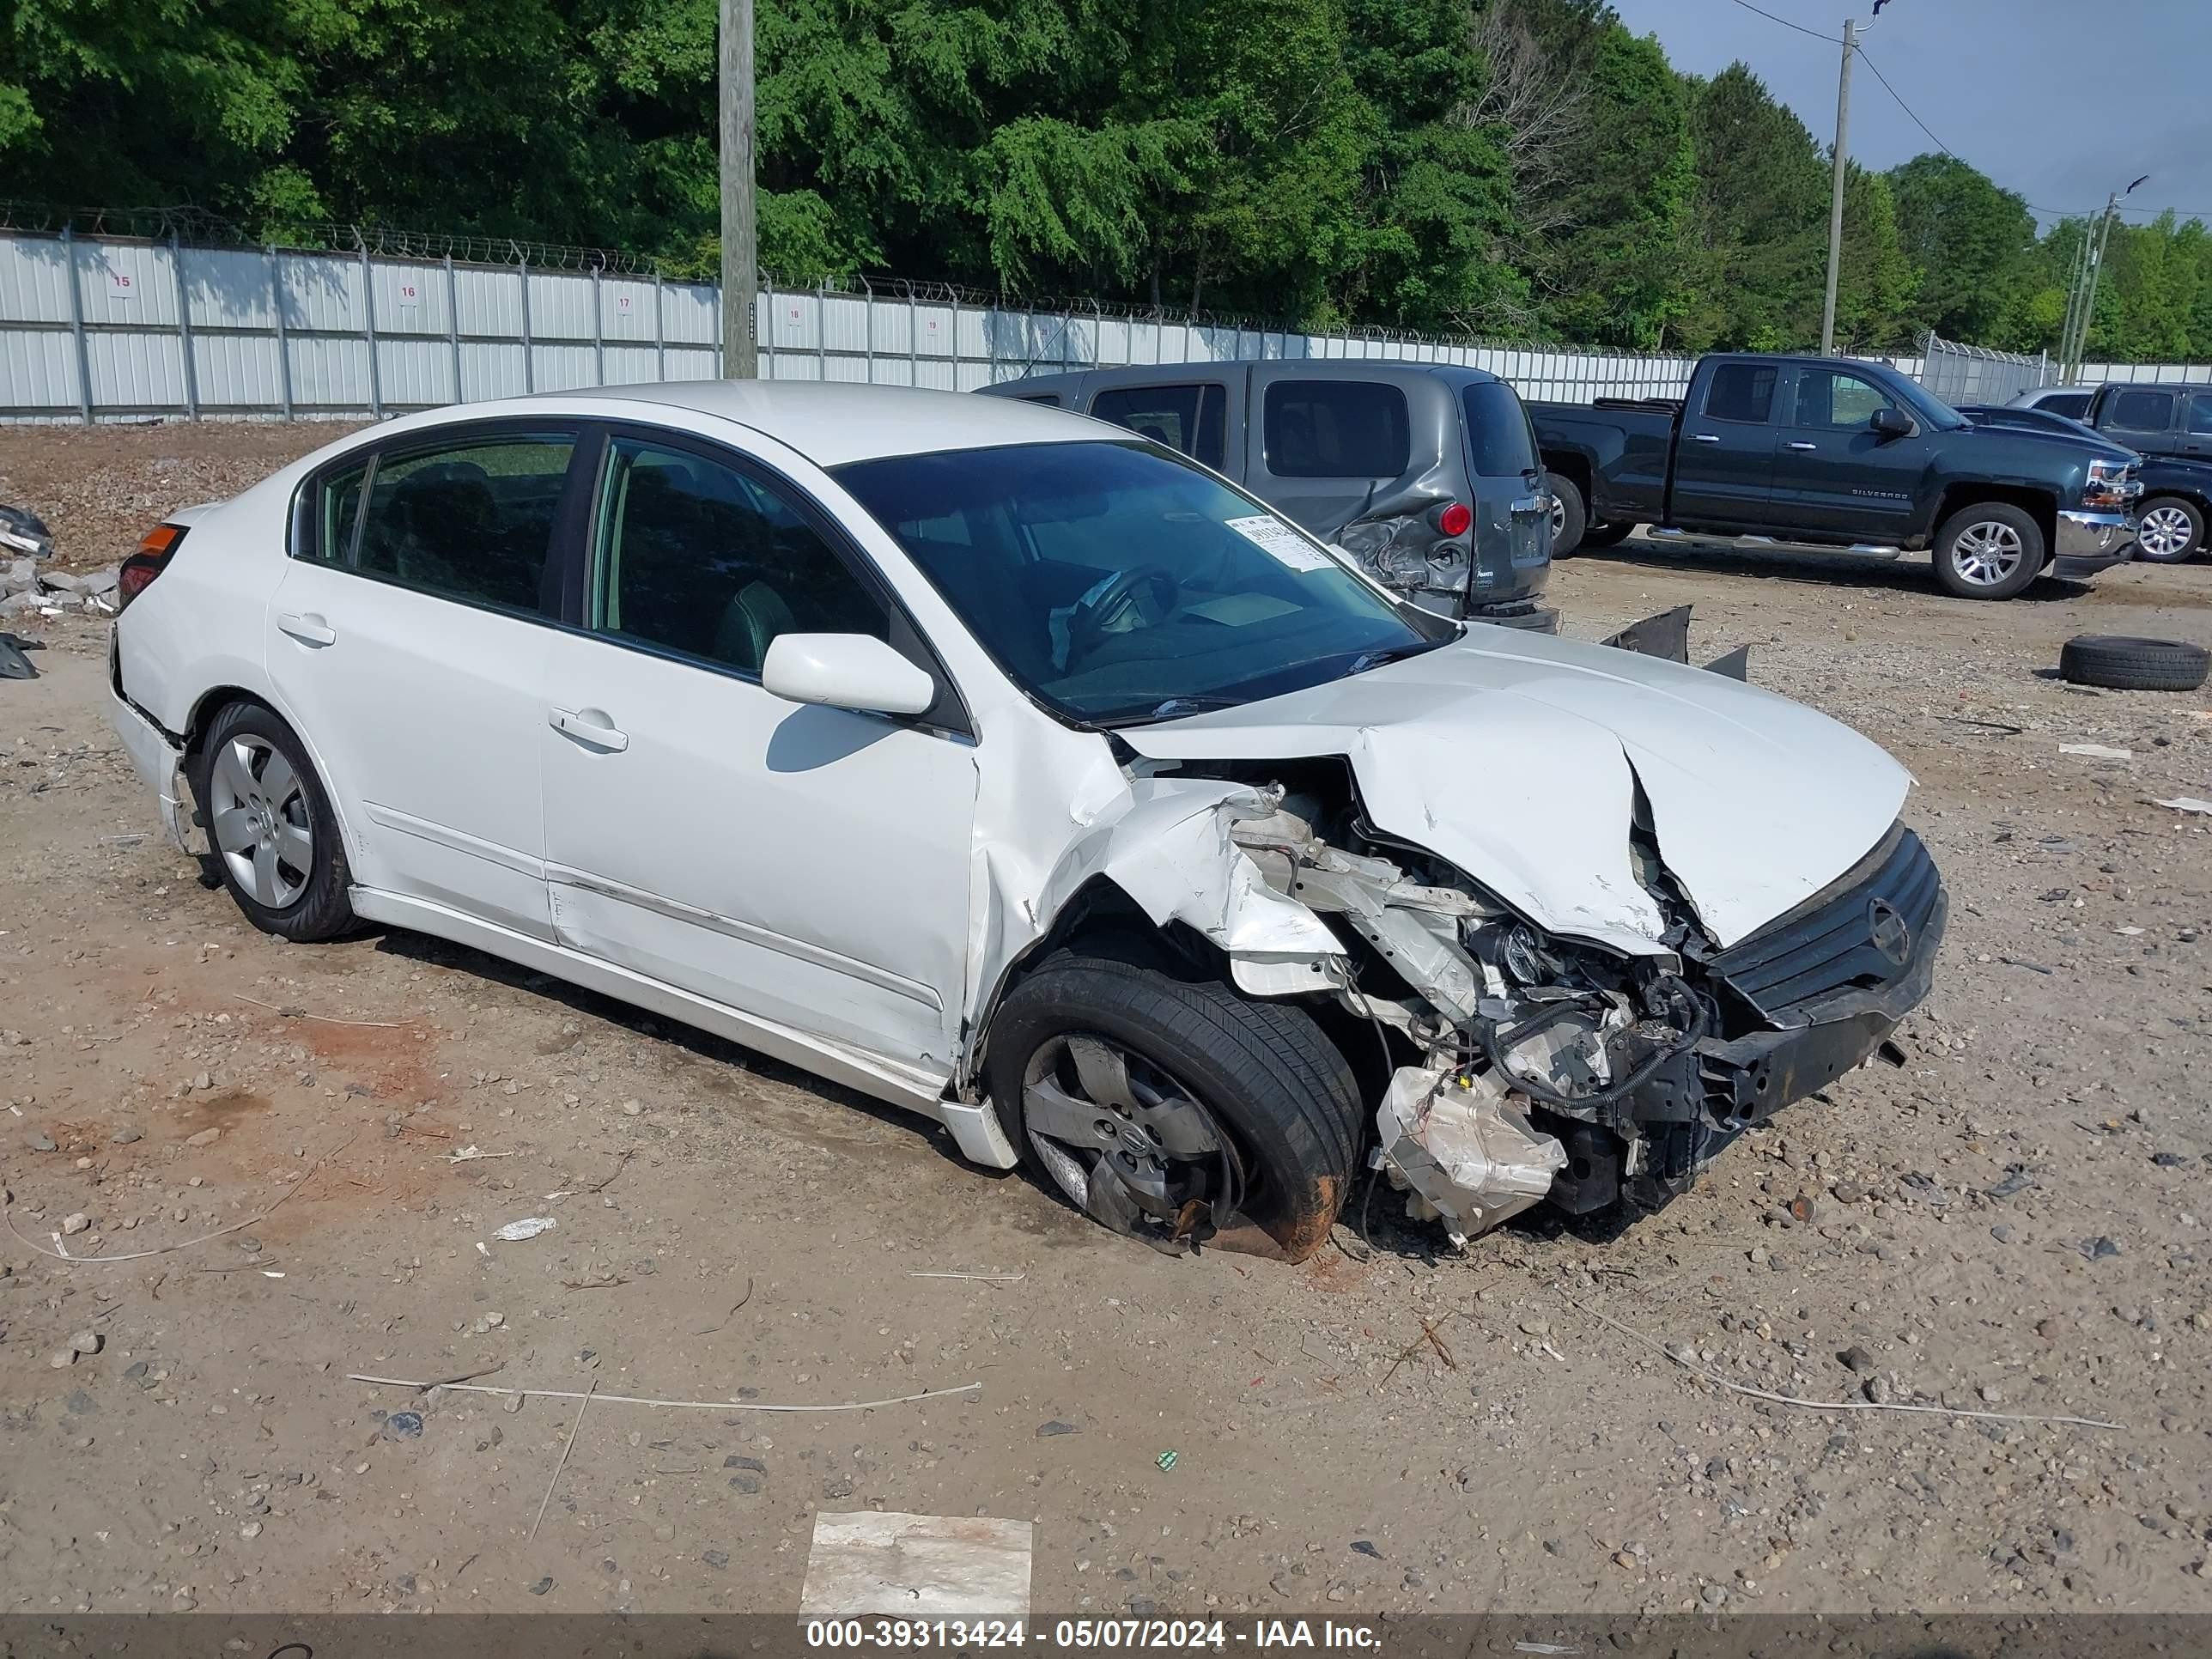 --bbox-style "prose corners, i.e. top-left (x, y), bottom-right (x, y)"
top-left (1532, 355), bottom-right (2140, 599)
top-left (2072, 381), bottom-right (2212, 564)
